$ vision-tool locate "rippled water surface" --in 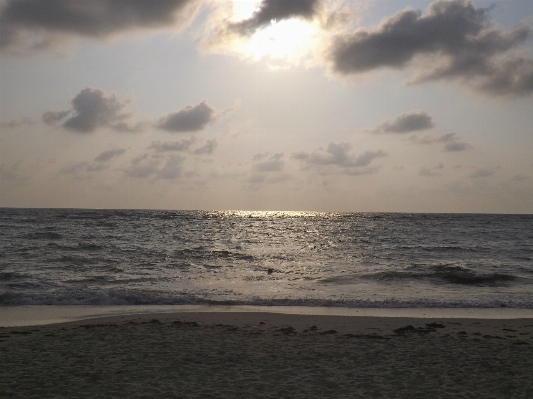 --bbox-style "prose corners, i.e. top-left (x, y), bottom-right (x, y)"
top-left (1, 208), bottom-right (532, 308)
